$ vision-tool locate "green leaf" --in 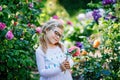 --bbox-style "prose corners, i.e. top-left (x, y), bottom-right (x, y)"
top-left (101, 70), bottom-right (111, 76)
